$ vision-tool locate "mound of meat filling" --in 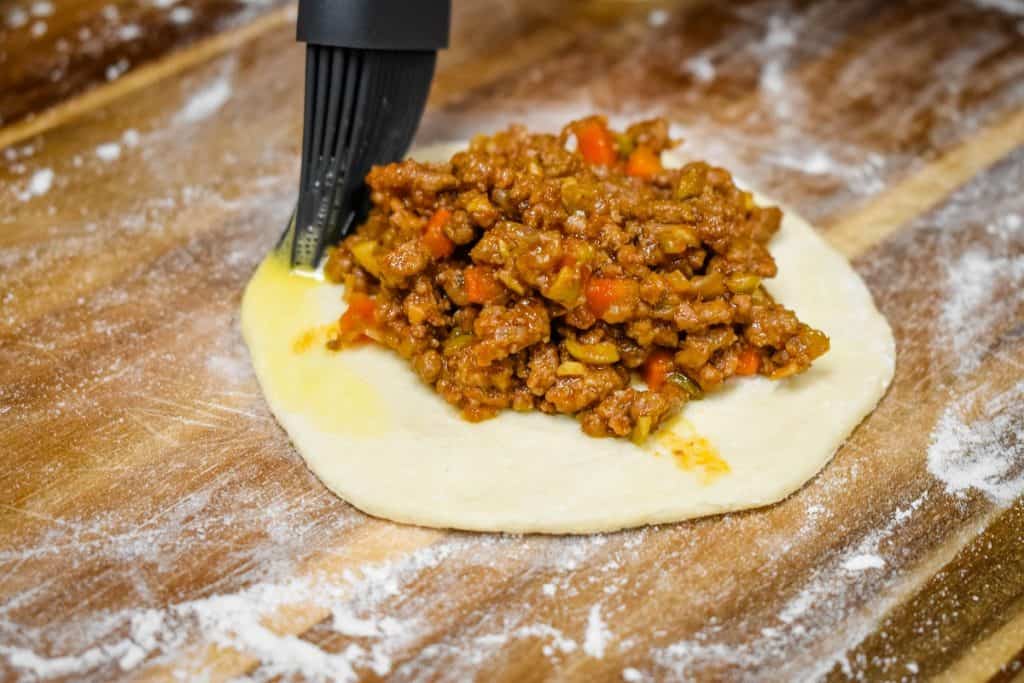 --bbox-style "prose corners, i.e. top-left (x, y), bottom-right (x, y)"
top-left (324, 116), bottom-right (829, 441)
